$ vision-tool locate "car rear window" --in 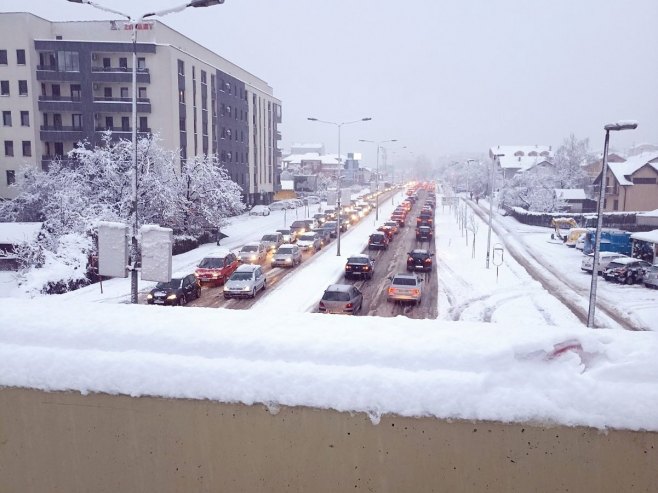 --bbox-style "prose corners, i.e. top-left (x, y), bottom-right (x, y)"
top-left (278, 247), bottom-right (294, 254)
top-left (242, 245), bottom-right (258, 252)
top-left (348, 257), bottom-right (368, 264)
top-left (393, 277), bottom-right (417, 286)
top-left (322, 291), bottom-right (350, 302)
